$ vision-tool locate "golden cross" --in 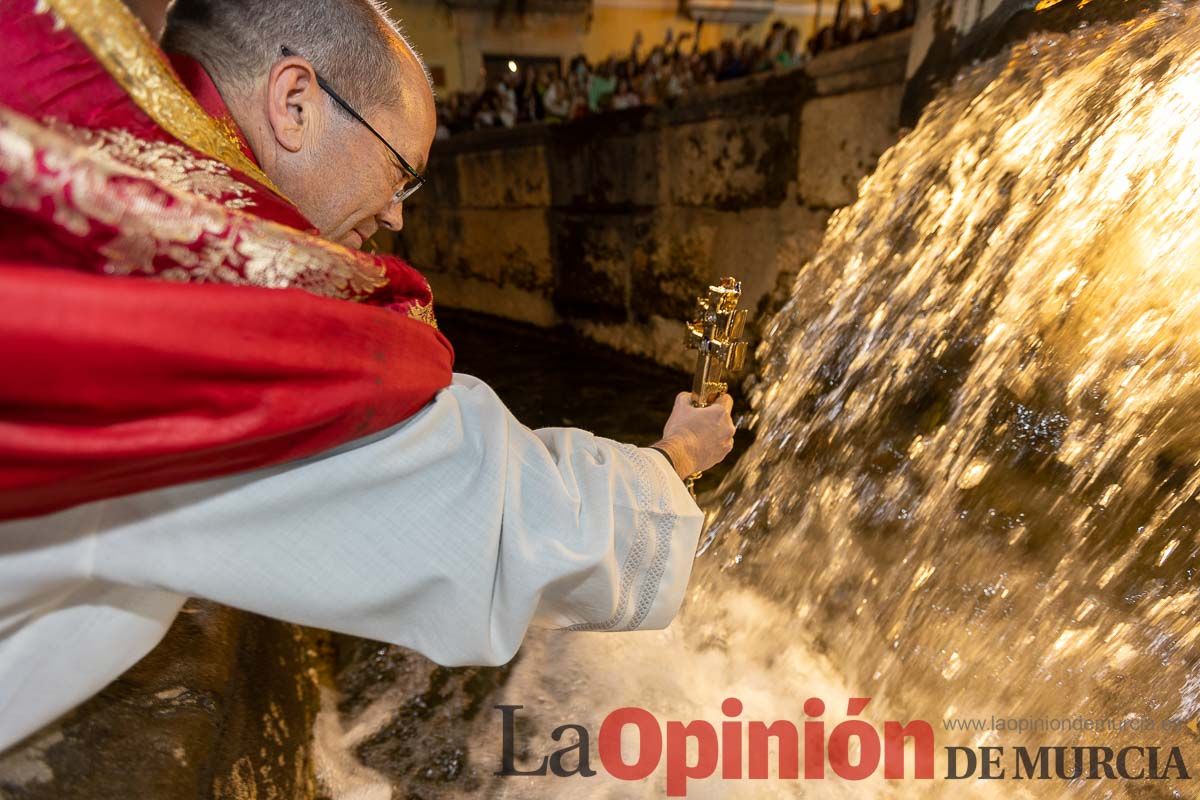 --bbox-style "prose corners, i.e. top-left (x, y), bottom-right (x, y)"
top-left (683, 277), bottom-right (749, 495)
